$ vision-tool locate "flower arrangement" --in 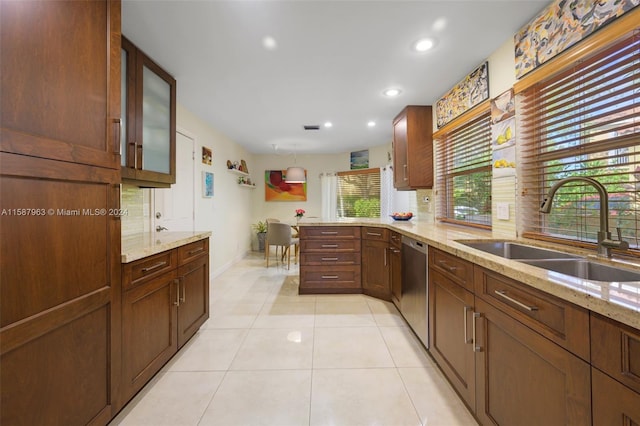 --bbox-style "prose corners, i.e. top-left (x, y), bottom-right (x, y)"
top-left (295, 209), bottom-right (305, 219)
